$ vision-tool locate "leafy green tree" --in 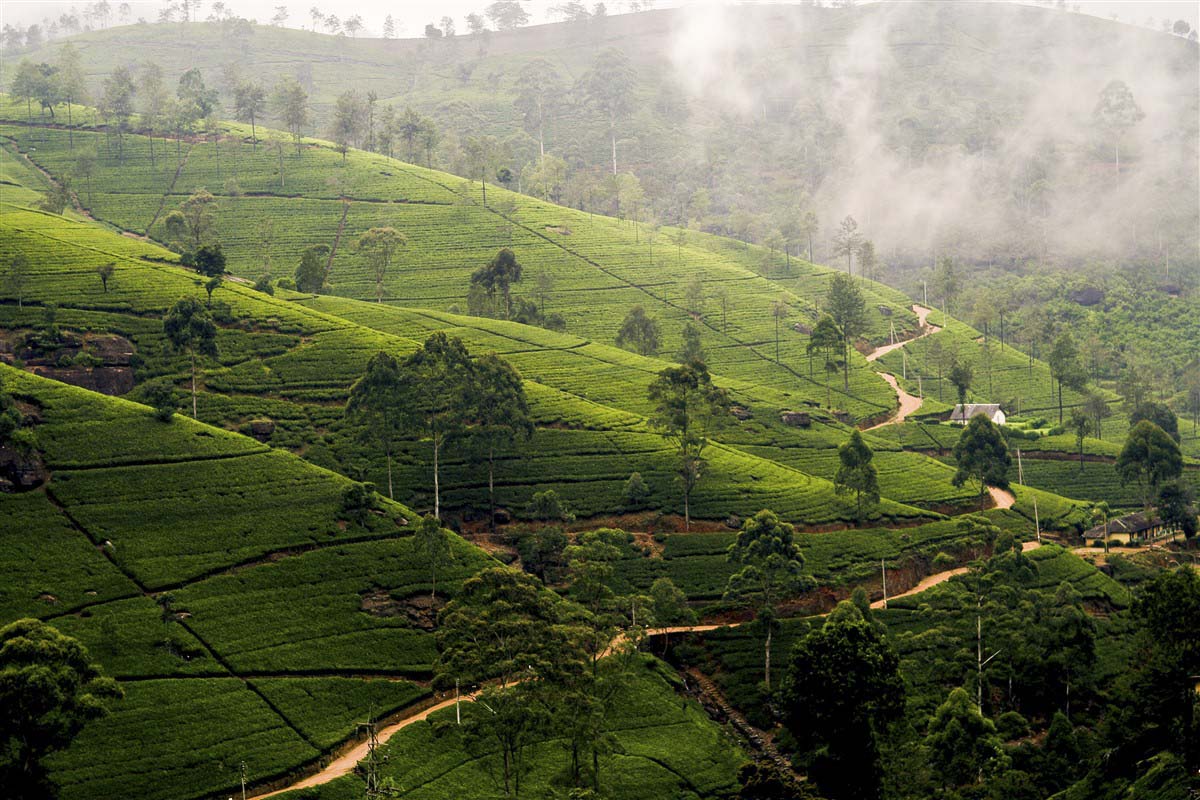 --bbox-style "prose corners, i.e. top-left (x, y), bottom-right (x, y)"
top-left (413, 514), bottom-right (453, 600)
top-left (648, 359), bottom-right (729, 530)
top-left (778, 601), bottom-right (904, 800)
top-left (770, 296), bottom-right (789, 363)
top-left (808, 314), bottom-right (842, 408)
top-left (831, 214), bottom-right (863, 274)
top-left (678, 321), bottom-right (705, 364)
top-left (1093, 79), bottom-right (1144, 173)
top-left (952, 415), bottom-right (1012, 509)
top-left (233, 80), bottom-right (266, 148)
top-left (137, 61), bottom-right (167, 166)
top-left (346, 351), bottom-right (403, 499)
top-left (100, 65), bottom-right (136, 162)
top-left (926, 687), bottom-right (1007, 789)
top-left (835, 430), bottom-right (880, 519)
top-left (186, 243), bottom-right (226, 278)
top-left (581, 48), bottom-right (636, 174)
top-left (164, 189), bottom-right (218, 252)
top-left (1116, 420), bottom-right (1182, 509)
top-left (615, 305), bottom-right (660, 356)
top-left (622, 472), bottom-right (650, 509)
top-left (138, 378), bottom-right (177, 422)
top-left (38, 178), bottom-right (72, 215)
top-left (857, 239), bottom-right (878, 281)
top-left (527, 489), bottom-right (573, 522)
top-left (934, 256), bottom-right (959, 314)
top-left (513, 58), bottom-right (563, 157)
top-left (436, 567), bottom-right (567, 689)
top-left (471, 248), bottom-right (523, 319)
top-left (1115, 566), bottom-right (1200, 770)
top-left (827, 273), bottom-right (866, 390)
top-left (203, 275), bottom-right (221, 306)
top-left (1130, 401), bottom-right (1180, 444)
top-left (1068, 408), bottom-right (1092, 471)
top-left (271, 76), bottom-right (309, 155)
top-left (331, 89), bottom-right (366, 161)
top-left (649, 576), bottom-right (695, 629)
top-left (0, 618), bottom-right (123, 800)
top-left (486, 0), bottom-right (531, 29)
top-left (176, 67), bottom-right (217, 137)
top-left (516, 526), bottom-right (568, 584)
top-left (466, 683), bottom-right (549, 799)
top-left (163, 296), bottom-right (218, 419)
top-left (56, 44), bottom-right (87, 148)
top-left (472, 353), bottom-right (533, 530)
top-left (355, 227), bottom-right (406, 303)
top-left (725, 509), bottom-right (810, 689)
top-left (397, 333), bottom-right (475, 519)
top-left (1084, 392), bottom-right (1111, 442)
top-left (10, 60), bottom-right (40, 123)
top-left (294, 244), bottom-right (330, 293)
top-left (949, 357), bottom-right (974, 406)
top-left (1047, 331), bottom-right (1086, 425)
top-left (1157, 480), bottom-right (1196, 539)
top-left (95, 262), bottom-right (115, 293)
